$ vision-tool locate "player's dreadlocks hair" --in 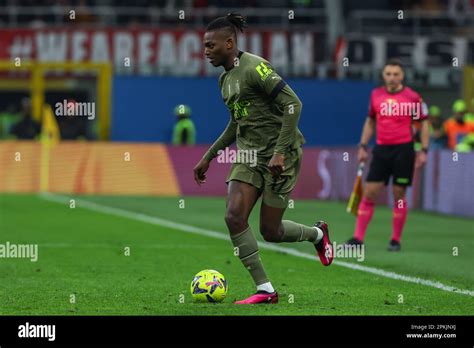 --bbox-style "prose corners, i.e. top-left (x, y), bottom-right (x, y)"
top-left (206, 13), bottom-right (247, 38)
